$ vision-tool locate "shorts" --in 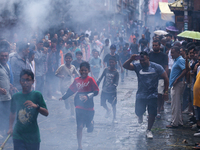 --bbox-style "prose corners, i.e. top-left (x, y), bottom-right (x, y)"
top-left (135, 98), bottom-right (157, 117)
top-left (76, 108), bottom-right (94, 128)
top-left (194, 106), bottom-right (200, 121)
top-left (158, 79), bottom-right (164, 94)
top-left (13, 139), bottom-right (40, 150)
top-left (101, 91), bottom-right (117, 106)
